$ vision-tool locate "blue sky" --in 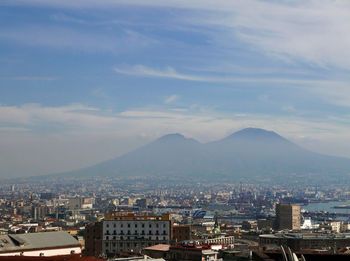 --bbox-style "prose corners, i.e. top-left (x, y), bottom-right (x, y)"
top-left (1, 0), bottom-right (350, 177)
